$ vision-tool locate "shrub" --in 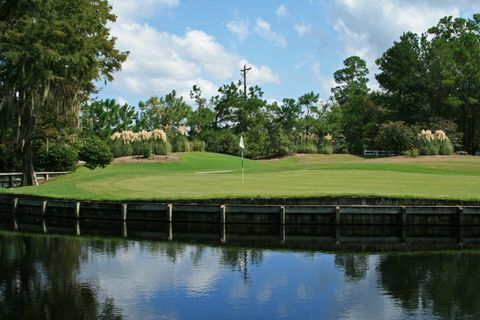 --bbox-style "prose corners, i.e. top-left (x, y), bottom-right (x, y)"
top-left (416, 130), bottom-right (439, 155)
top-left (34, 143), bottom-right (78, 171)
top-left (110, 139), bottom-right (133, 158)
top-left (202, 129), bottom-right (239, 155)
top-left (141, 143), bottom-right (154, 159)
top-left (172, 135), bottom-right (190, 152)
top-left (375, 121), bottom-right (414, 153)
top-left (333, 134), bottom-right (348, 154)
top-left (296, 142), bottom-right (318, 154)
top-left (152, 140), bottom-right (172, 155)
top-left (0, 144), bottom-right (15, 172)
top-left (109, 129), bottom-right (168, 157)
top-left (78, 137), bottom-right (113, 170)
top-left (191, 140), bottom-right (206, 152)
top-left (405, 148), bottom-right (420, 158)
top-left (435, 130), bottom-right (454, 155)
top-left (319, 134), bottom-right (334, 155)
